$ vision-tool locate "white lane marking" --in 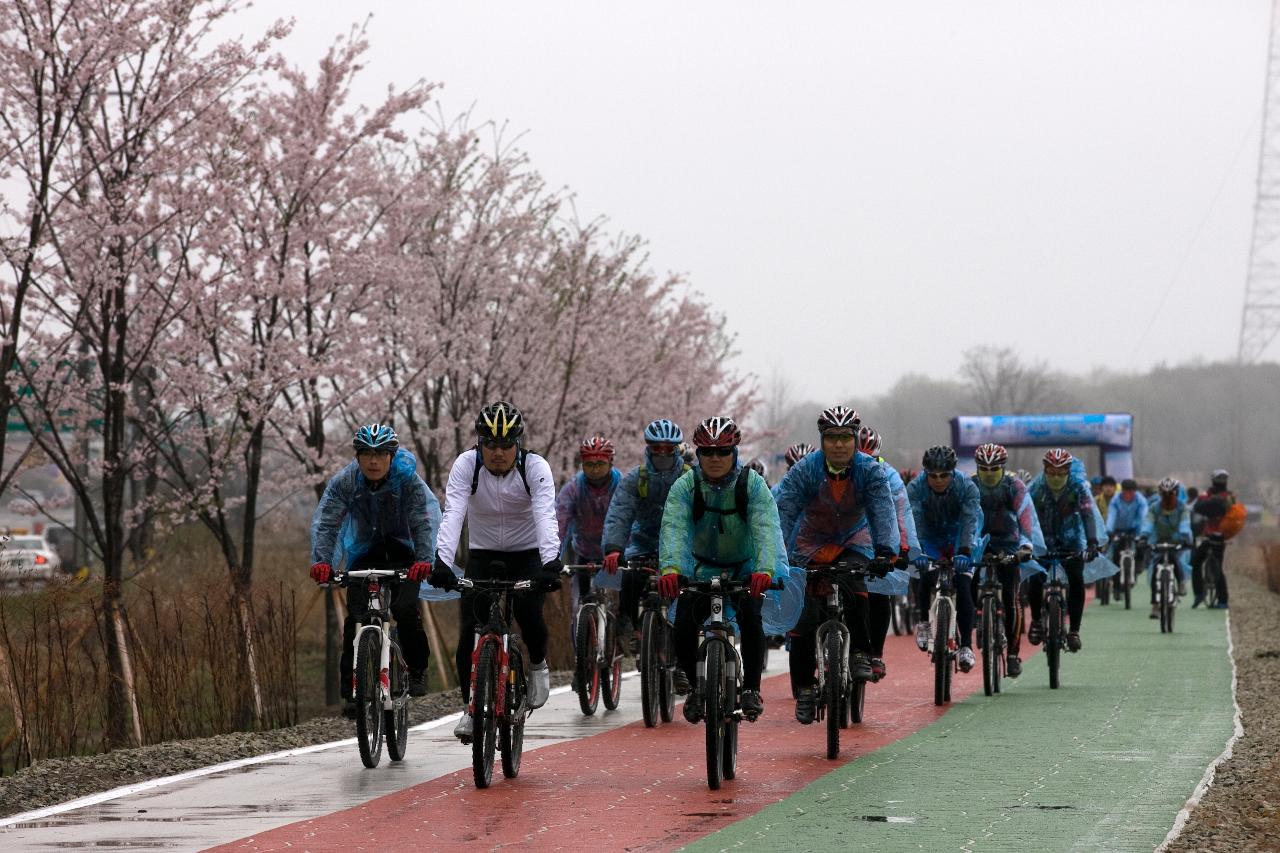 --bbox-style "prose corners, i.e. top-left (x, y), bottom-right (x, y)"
top-left (0, 676), bottom-right (634, 830)
top-left (1156, 611), bottom-right (1244, 851)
